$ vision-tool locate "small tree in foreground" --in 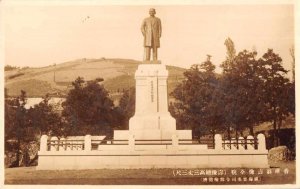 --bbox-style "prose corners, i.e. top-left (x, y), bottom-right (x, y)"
top-left (62, 77), bottom-right (116, 136)
top-left (116, 87), bottom-right (135, 129)
top-left (5, 90), bottom-right (31, 167)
